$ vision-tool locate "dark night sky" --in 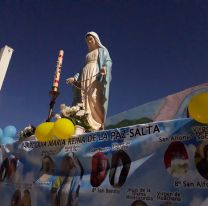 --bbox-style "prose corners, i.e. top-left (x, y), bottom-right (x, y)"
top-left (0, 0), bottom-right (208, 130)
